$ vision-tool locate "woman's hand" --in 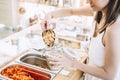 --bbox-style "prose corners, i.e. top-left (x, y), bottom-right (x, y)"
top-left (40, 12), bottom-right (54, 31)
top-left (46, 52), bottom-right (76, 69)
top-left (41, 20), bottom-right (49, 30)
